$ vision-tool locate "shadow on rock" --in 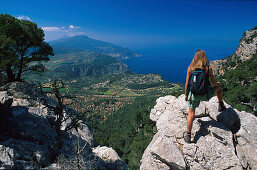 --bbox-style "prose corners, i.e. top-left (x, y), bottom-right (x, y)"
top-left (217, 108), bottom-right (241, 134)
top-left (194, 108), bottom-right (241, 143)
top-left (194, 119), bottom-right (229, 143)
